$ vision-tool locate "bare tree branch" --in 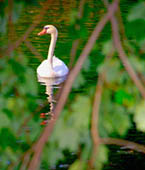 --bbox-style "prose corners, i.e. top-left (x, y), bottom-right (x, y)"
top-left (89, 75), bottom-right (103, 169)
top-left (89, 49), bottom-right (114, 169)
top-left (103, 1), bottom-right (145, 98)
top-left (101, 137), bottom-right (145, 153)
top-left (69, 40), bottom-right (80, 69)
